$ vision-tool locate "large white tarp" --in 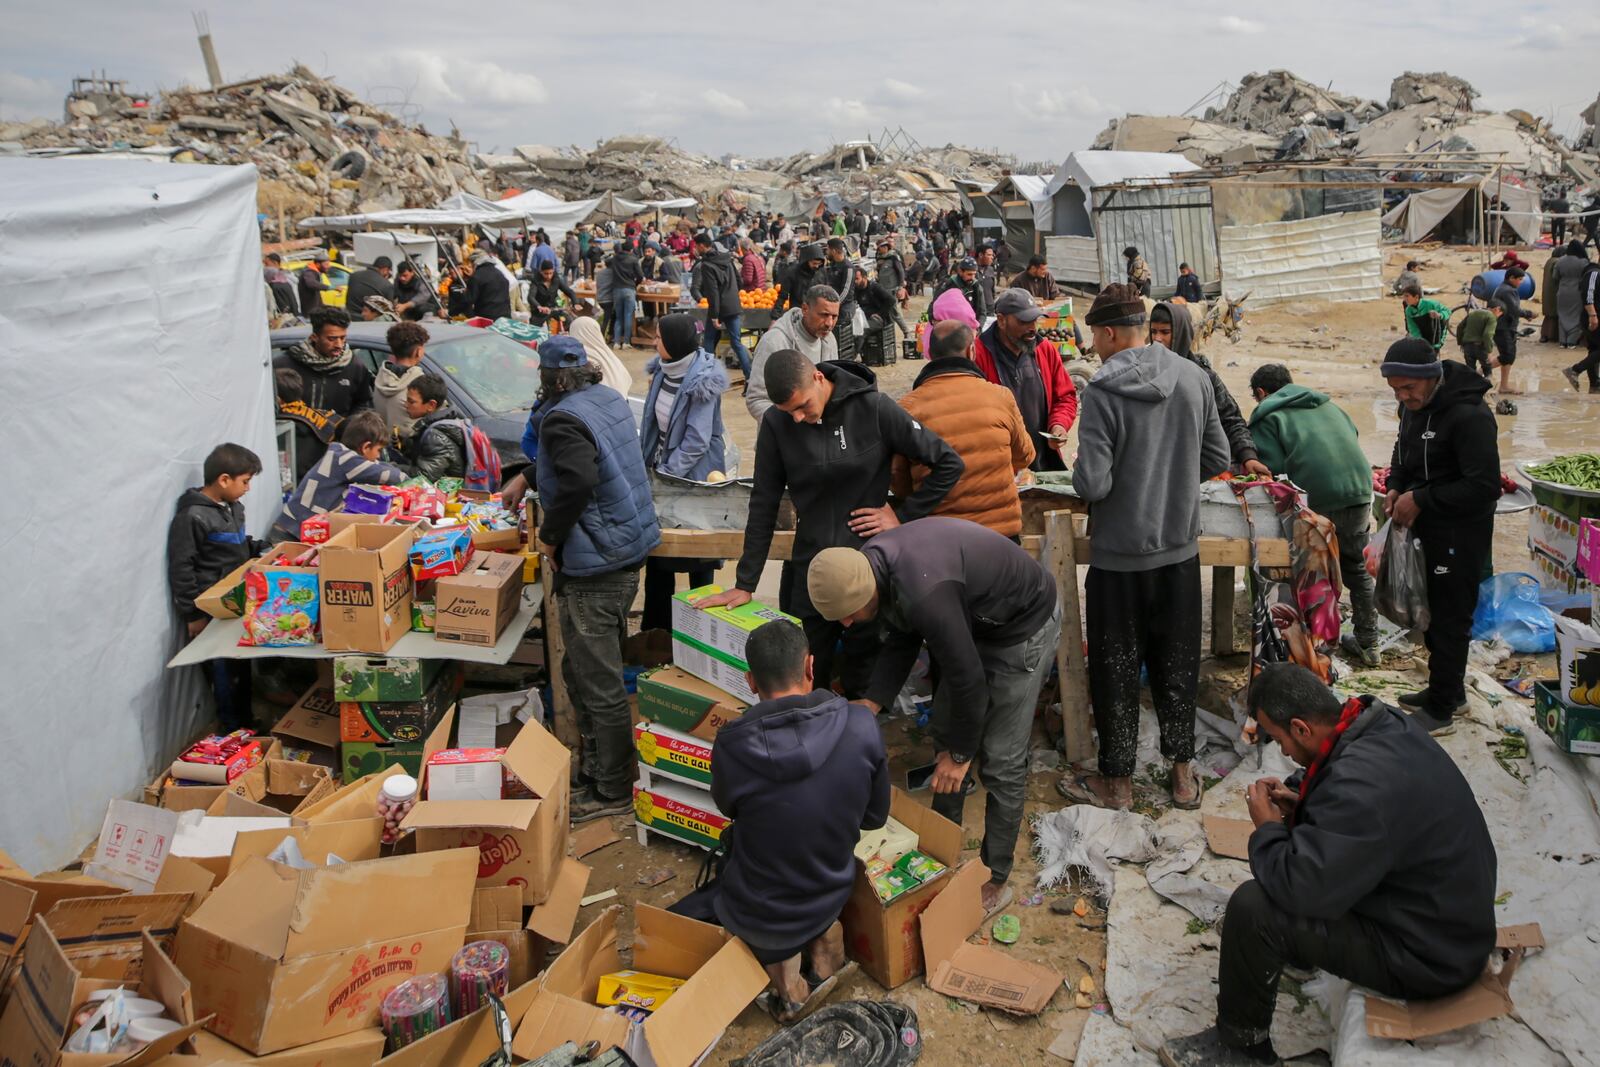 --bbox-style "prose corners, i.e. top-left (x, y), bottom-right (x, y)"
top-left (0, 158), bottom-right (281, 871)
top-left (1380, 177), bottom-right (1542, 246)
top-left (300, 190), bottom-right (604, 240)
top-left (1218, 210), bottom-right (1384, 306)
top-left (1044, 150), bottom-right (1202, 202)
